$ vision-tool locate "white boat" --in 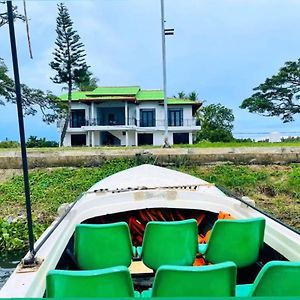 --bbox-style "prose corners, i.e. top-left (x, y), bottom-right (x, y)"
top-left (0, 164), bottom-right (300, 298)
